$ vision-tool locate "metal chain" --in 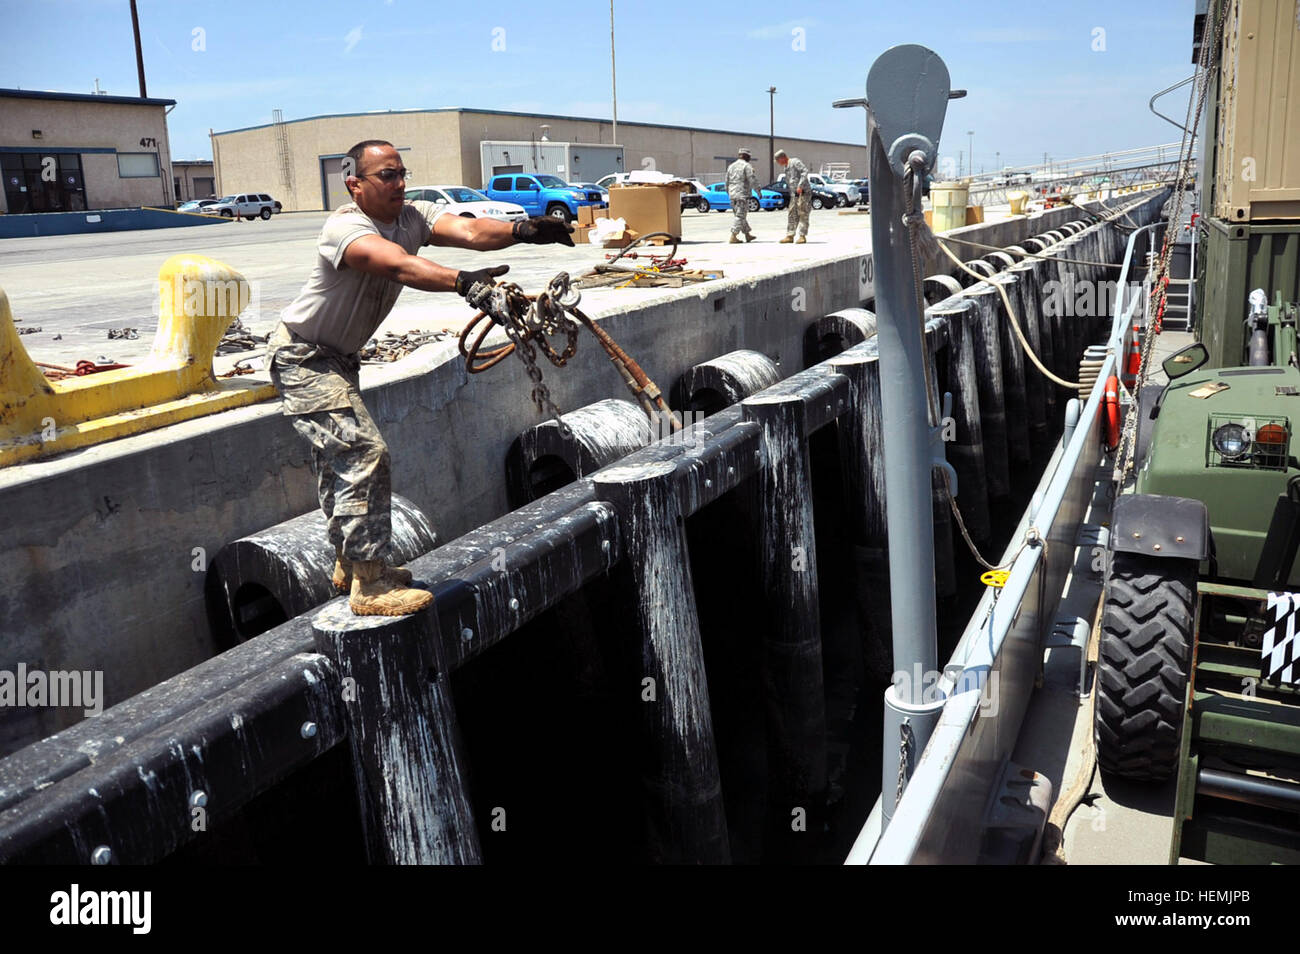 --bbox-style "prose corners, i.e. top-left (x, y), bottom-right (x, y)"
top-left (469, 273), bottom-right (583, 440)
top-left (895, 718), bottom-right (911, 808)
